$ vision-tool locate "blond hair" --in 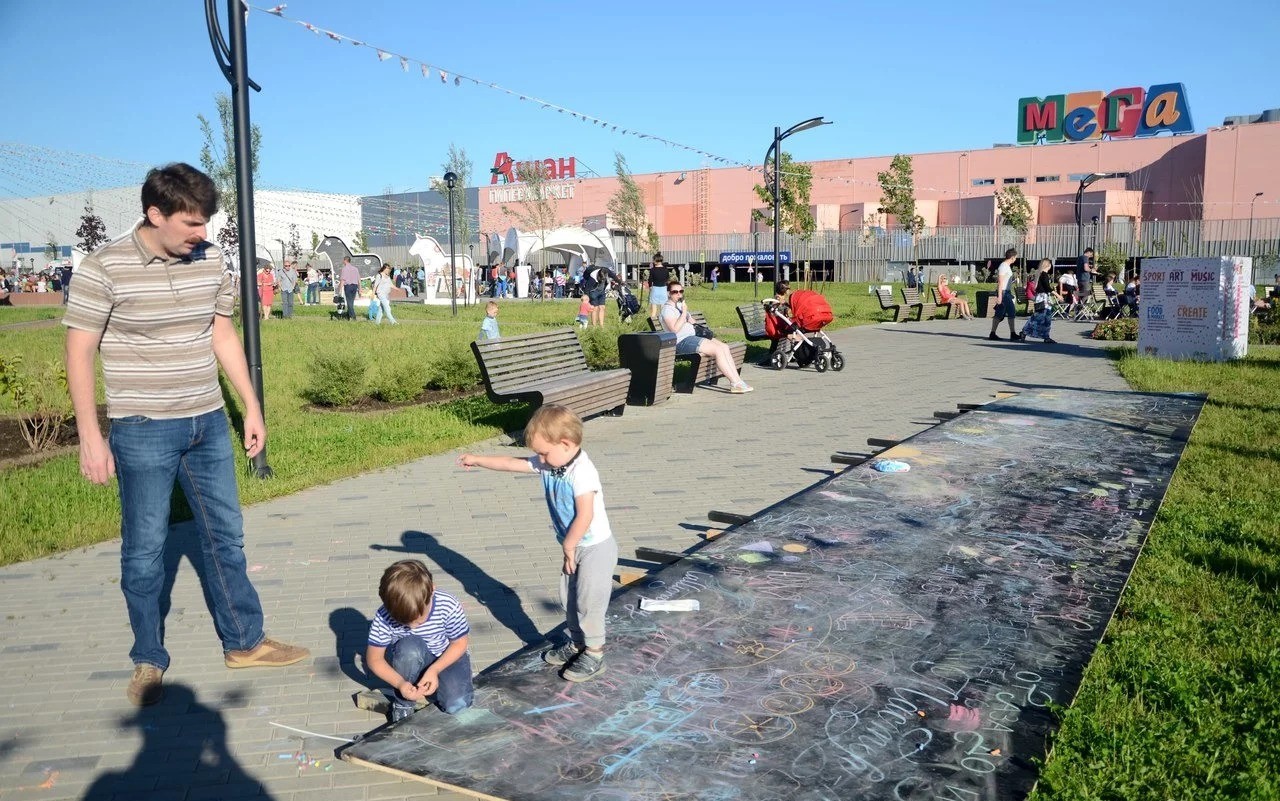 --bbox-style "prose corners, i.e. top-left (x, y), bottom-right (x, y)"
top-left (486, 301), bottom-right (498, 312)
top-left (378, 560), bottom-right (435, 625)
top-left (525, 404), bottom-right (583, 445)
